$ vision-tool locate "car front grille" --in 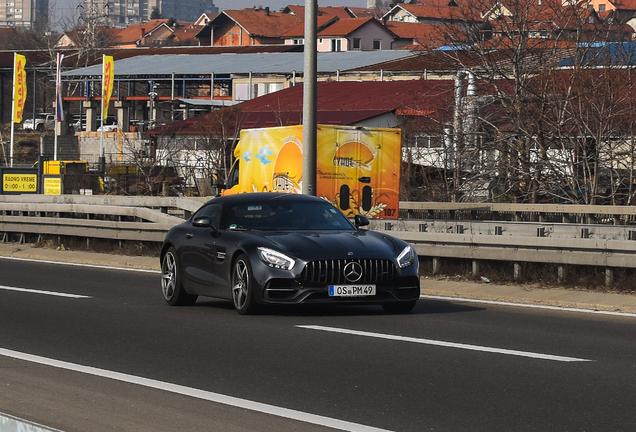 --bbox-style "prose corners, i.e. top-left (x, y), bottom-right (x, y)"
top-left (300, 259), bottom-right (397, 285)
